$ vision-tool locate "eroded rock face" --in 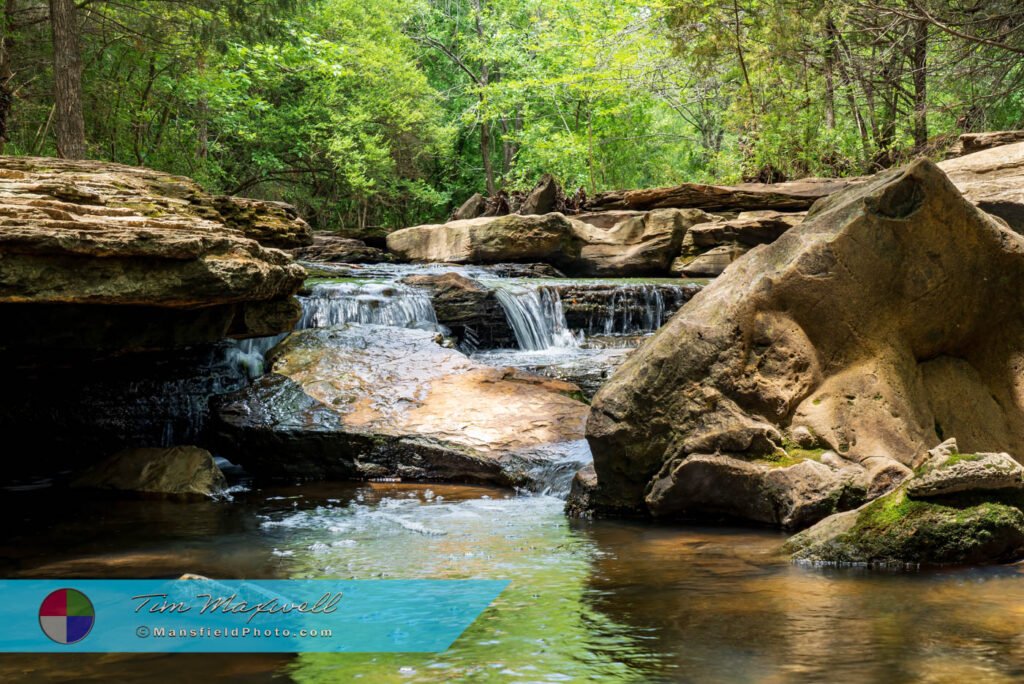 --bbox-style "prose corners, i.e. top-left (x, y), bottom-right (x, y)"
top-left (72, 446), bottom-right (226, 498)
top-left (212, 325), bottom-right (589, 486)
top-left (945, 130), bottom-right (1024, 158)
top-left (290, 233), bottom-right (391, 263)
top-left (386, 208), bottom-right (711, 276)
top-left (586, 178), bottom-right (857, 212)
top-left (400, 272), bottom-right (515, 348)
top-left (939, 141), bottom-right (1024, 231)
top-left (0, 156), bottom-right (306, 352)
top-left (584, 158), bottom-right (1024, 526)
